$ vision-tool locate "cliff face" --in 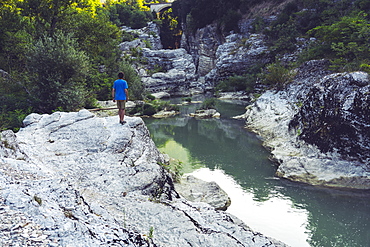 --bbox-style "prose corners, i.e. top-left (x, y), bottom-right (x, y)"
top-left (0, 110), bottom-right (286, 246)
top-left (119, 21), bottom-right (271, 95)
top-left (290, 71), bottom-right (370, 163)
top-left (242, 60), bottom-right (370, 189)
